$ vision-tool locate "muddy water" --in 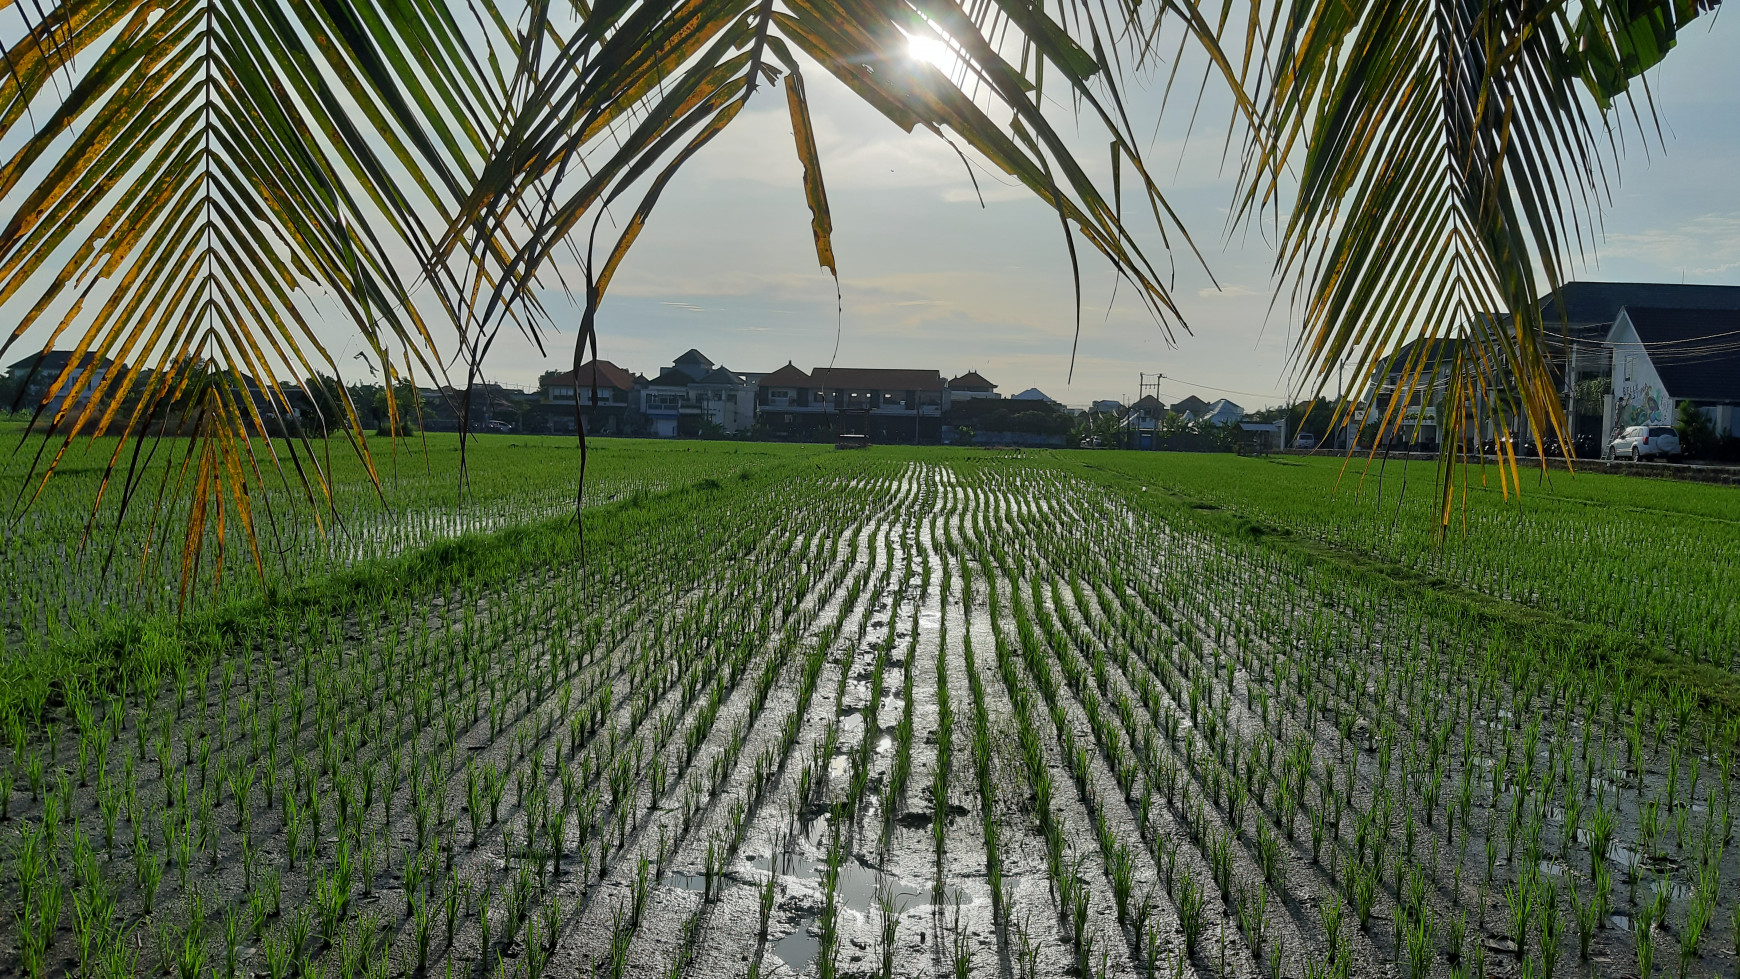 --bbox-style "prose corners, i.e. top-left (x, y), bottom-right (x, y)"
top-left (10, 456), bottom-right (1736, 979)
